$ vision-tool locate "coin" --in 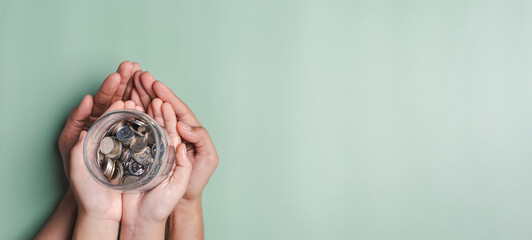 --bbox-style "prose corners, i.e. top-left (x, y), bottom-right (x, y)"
top-left (108, 120), bottom-right (126, 136)
top-left (109, 160), bottom-right (117, 180)
top-left (120, 148), bottom-right (132, 163)
top-left (98, 152), bottom-right (105, 167)
top-left (130, 136), bottom-right (148, 152)
top-left (113, 120), bottom-right (127, 134)
top-left (131, 127), bottom-right (144, 137)
top-left (110, 162), bottom-right (124, 185)
top-left (128, 161), bottom-right (146, 176)
top-left (121, 175), bottom-right (139, 185)
top-left (100, 137), bottom-right (117, 155)
top-left (128, 118), bottom-right (146, 128)
top-left (137, 125), bottom-right (148, 135)
top-left (116, 125), bottom-right (134, 142)
top-left (151, 144), bottom-right (157, 157)
top-left (96, 116), bottom-right (160, 186)
top-left (123, 159), bottom-right (132, 168)
top-left (103, 158), bottom-right (114, 179)
top-left (106, 140), bottom-right (122, 159)
top-left (151, 144), bottom-right (165, 157)
top-left (147, 131), bottom-right (156, 144)
top-left (133, 147), bottom-right (153, 165)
